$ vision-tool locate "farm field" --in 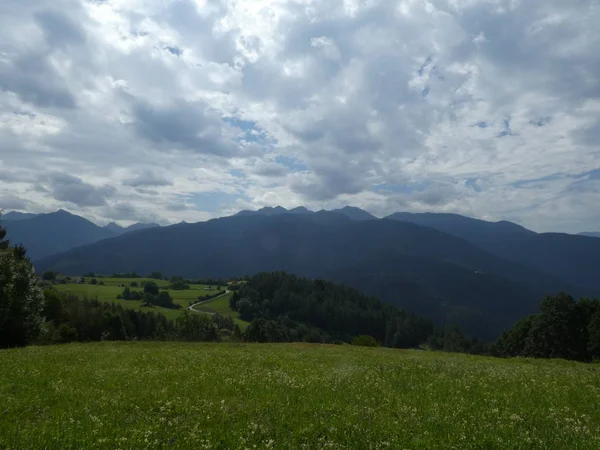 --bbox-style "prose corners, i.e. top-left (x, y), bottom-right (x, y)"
top-left (54, 279), bottom-right (237, 322)
top-left (1, 342), bottom-right (600, 449)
